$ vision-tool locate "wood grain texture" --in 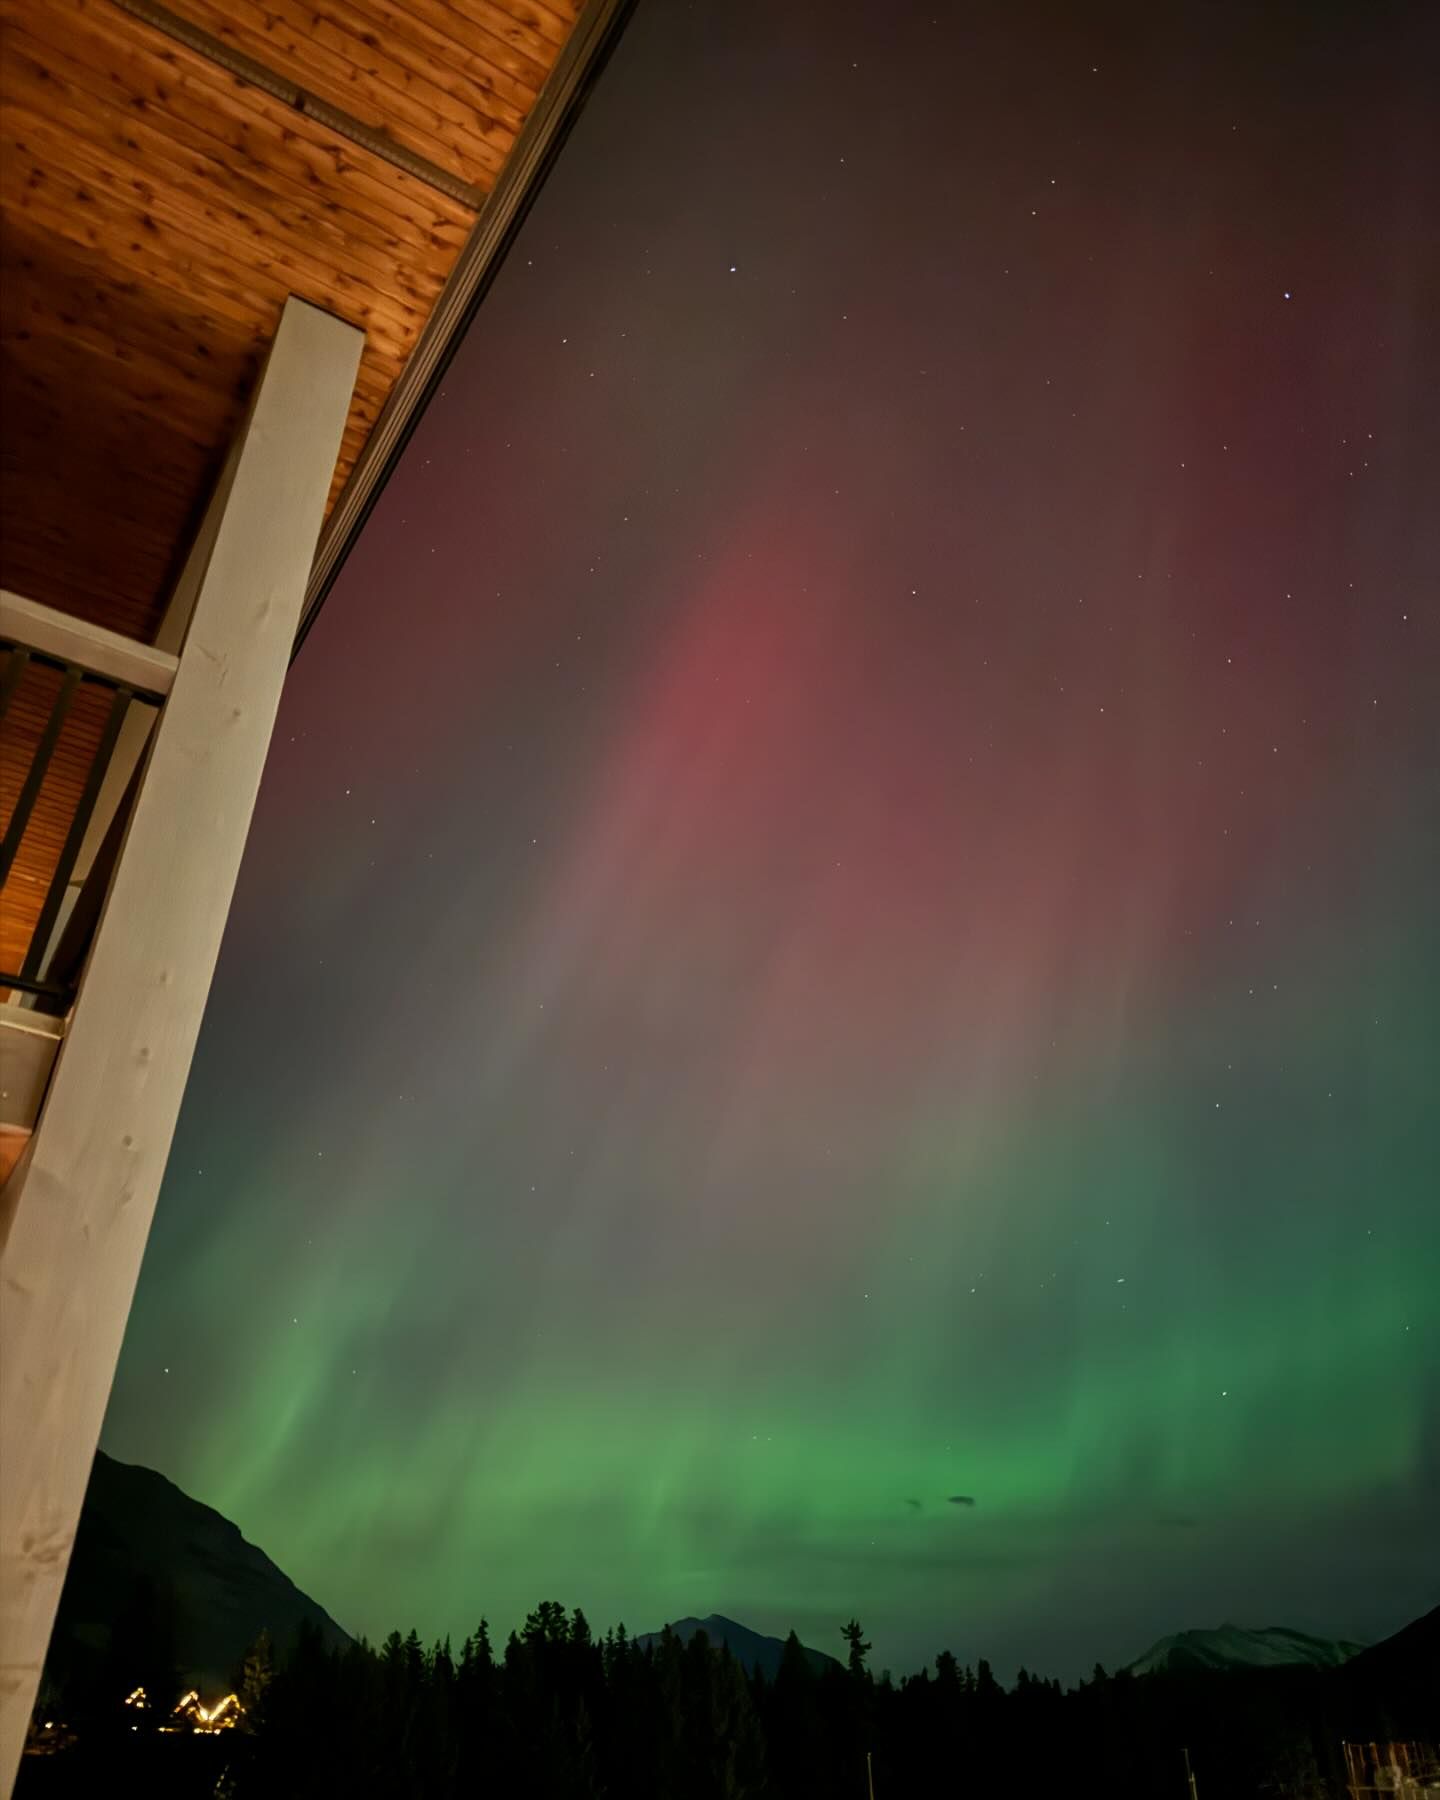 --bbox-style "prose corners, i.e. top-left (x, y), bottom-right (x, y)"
top-left (0, 660), bottom-right (112, 987)
top-left (0, 0), bottom-right (583, 983)
top-left (0, 0), bottom-right (580, 642)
